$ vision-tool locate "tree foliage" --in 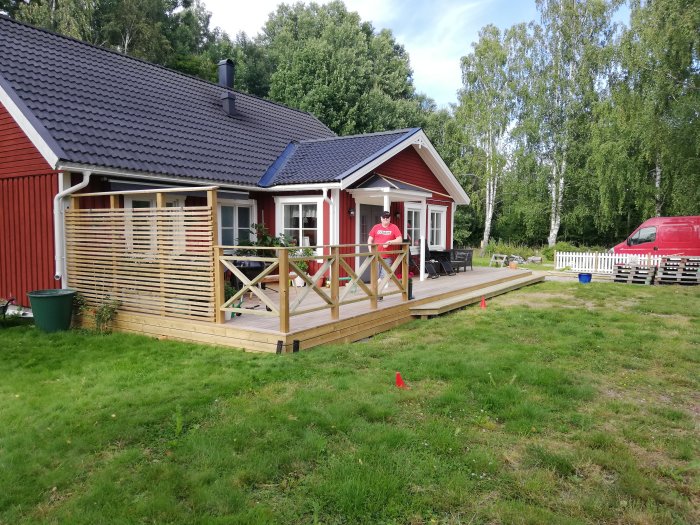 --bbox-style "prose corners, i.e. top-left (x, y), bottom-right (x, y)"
top-left (4, 0), bottom-right (697, 248)
top-left (259, 1), bottom-right (424, 134)
top-left (455, 0), bottom-right (698, 248)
